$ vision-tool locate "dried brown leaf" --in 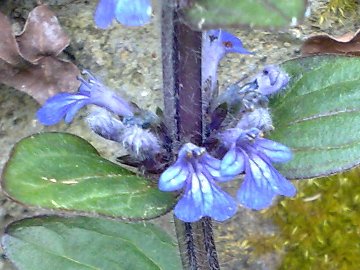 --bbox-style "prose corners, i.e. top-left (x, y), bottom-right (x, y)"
top-left (301, 29), bottom-right (360, 56)
top-left (16, 5), bottom-right (70, 63)
top-left (0, 57), bottom-right (80, 104)
top-left (0, 5), bottom-right (79, 104)
top-left (0, 12), bottom-right (22, 65)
